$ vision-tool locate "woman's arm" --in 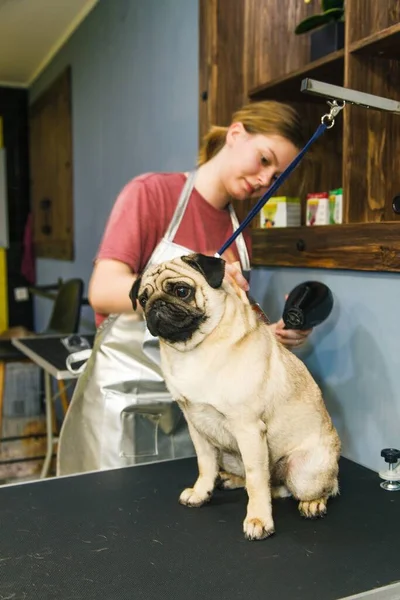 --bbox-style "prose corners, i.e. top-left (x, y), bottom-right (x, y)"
top-left (88, 259), bottom-right (140, 315)
top-left (89, 178), bottom-right (164, 317)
